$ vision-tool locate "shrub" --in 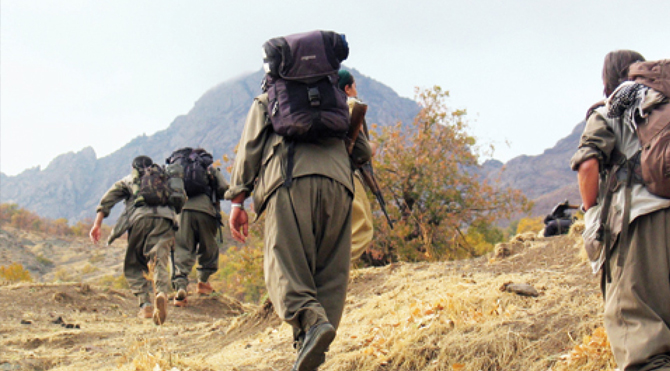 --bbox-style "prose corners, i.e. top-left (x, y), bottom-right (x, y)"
top-left (0, 263), bottom-right (33, 282)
